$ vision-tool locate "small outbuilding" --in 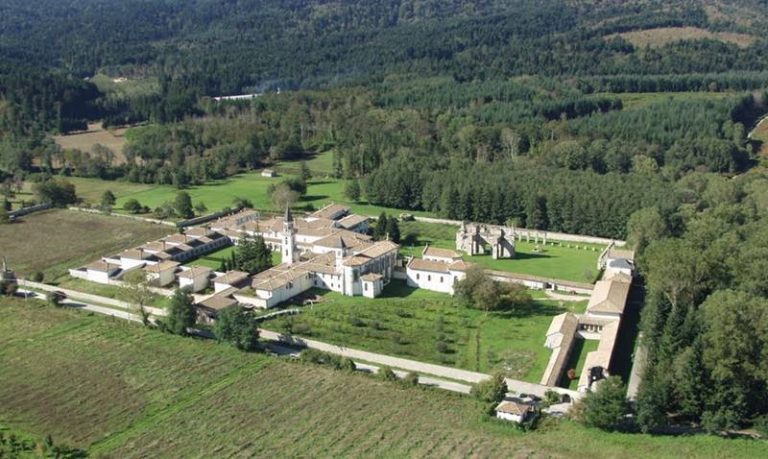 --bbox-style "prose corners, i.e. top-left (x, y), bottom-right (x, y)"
top-left (494, 400), bottom-right (534, 423)
top-left (261, 169), bottom-right (277, 177)
top-left (177, 266), bottom-right (213, 293)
